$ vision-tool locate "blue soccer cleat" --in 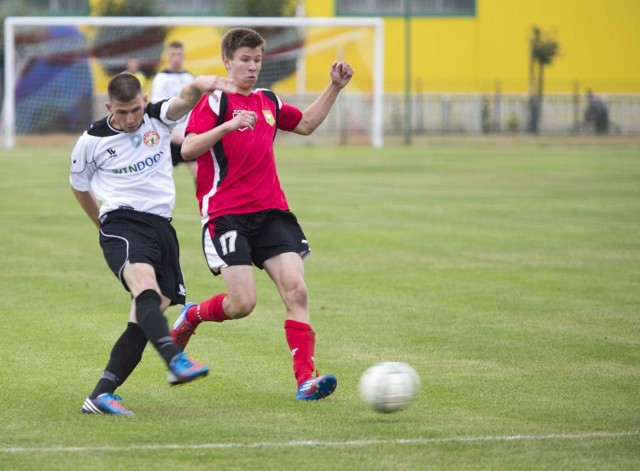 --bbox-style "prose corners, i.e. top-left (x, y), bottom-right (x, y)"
top-left (82, 393), bottom-right (135, 416)
top-left (167, 352), bottom-right (209, 386)
top-left (171, 302), bottom-right (198, 350)
top-left (296, 374), bottom-right (337, 401)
